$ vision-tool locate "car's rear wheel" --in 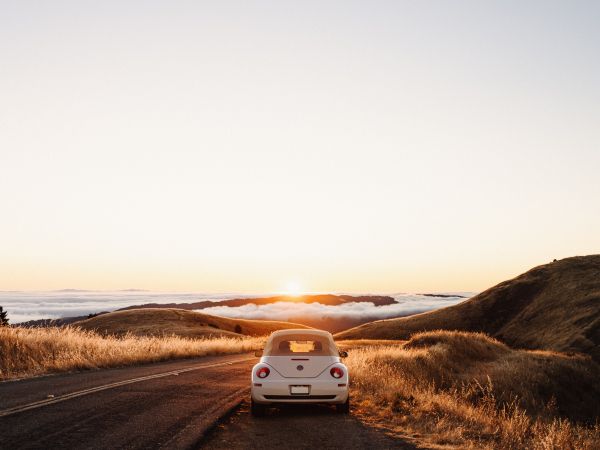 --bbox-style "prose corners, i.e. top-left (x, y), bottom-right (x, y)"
top-left (336, 396), bottom-right (350, 414)
top-left (251, 399), bottom-right (266, 417)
